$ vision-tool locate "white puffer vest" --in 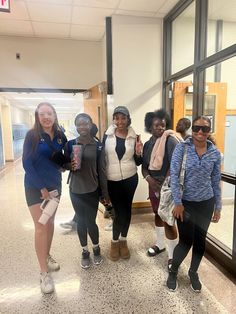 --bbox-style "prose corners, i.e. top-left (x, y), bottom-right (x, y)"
top-left (105, 124), bottom-right (137, 181)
